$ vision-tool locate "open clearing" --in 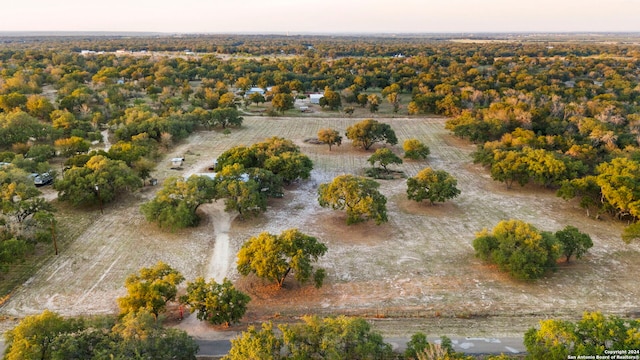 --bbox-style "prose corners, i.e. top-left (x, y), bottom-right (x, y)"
top-left (1, 116), bottom-right (639, 338)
